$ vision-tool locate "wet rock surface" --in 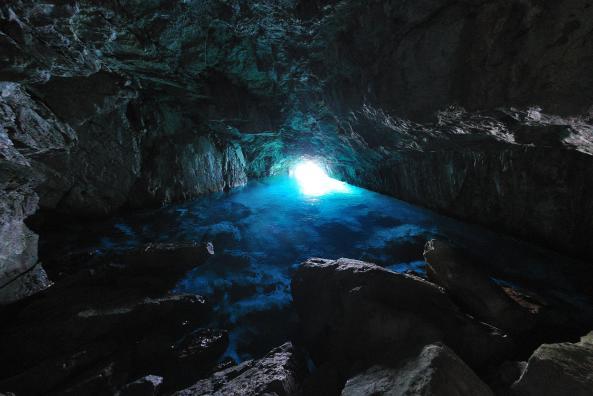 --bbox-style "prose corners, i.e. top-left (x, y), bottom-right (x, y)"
top-left (173, 342), bottom-right (307, 396)
top-left (341, 343), bottom-right (494, 396)
top-left (512, 332), bottom-right (593, 396)
top-left (292, 256), bottom-right (593, 395)
top-left (291, 257), bottom-right (511, 373)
